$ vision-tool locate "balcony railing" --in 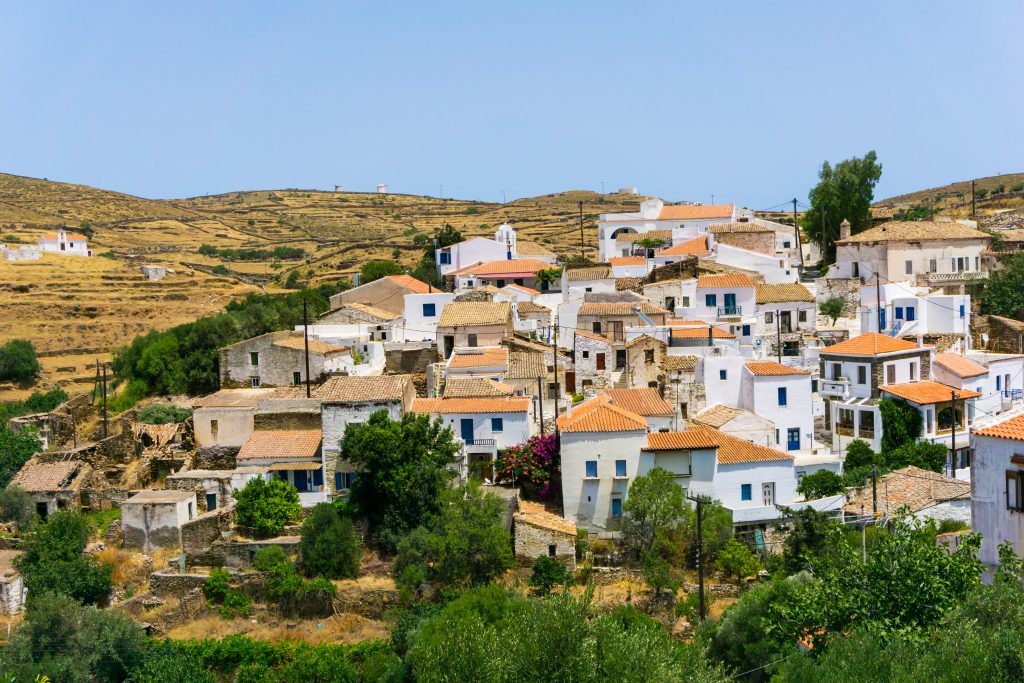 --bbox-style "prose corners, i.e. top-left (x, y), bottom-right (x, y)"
top-left (717, 305), bottom-right (742, 317)
top-left (858, 428), bottom-right (875, 439)
top-left (926, 271), bottom-right (988, 283)
top-left (822, 378), bottom-right (851, 397)
top-left (462, 438), bottom-right (496, 448)
top-left (836, 424), bottom-right (855, 437)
